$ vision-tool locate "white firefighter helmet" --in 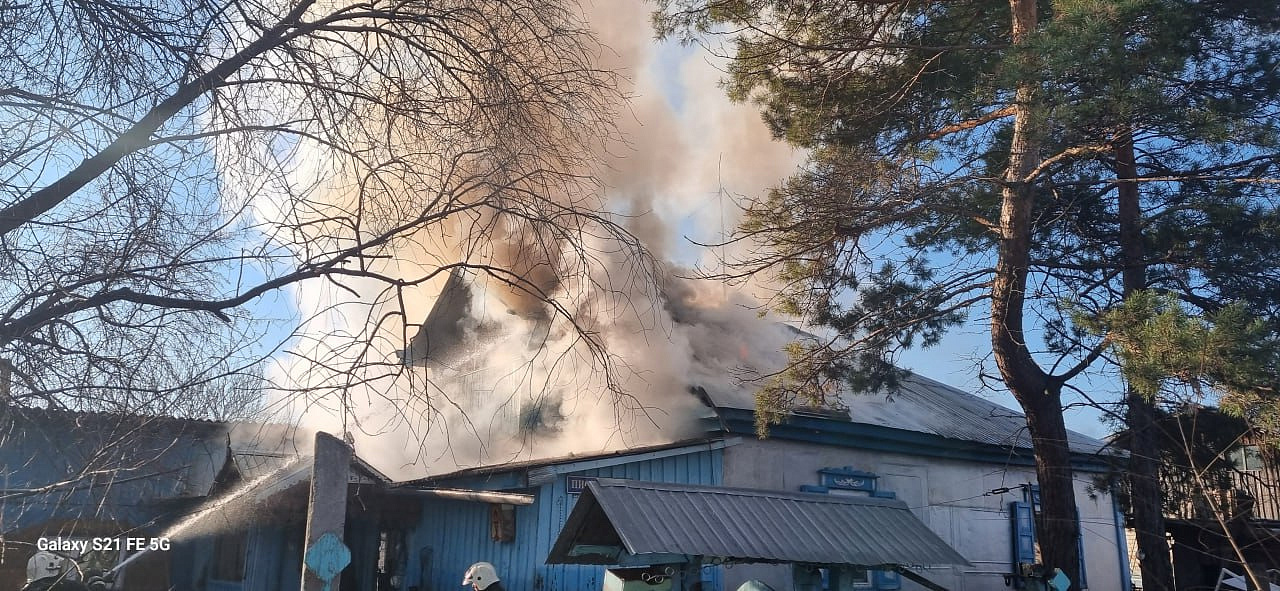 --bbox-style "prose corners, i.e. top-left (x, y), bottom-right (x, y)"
top-left (463, 562), bottom-right (500, 590)
top-left (736, 580), bottom-right (777, 591)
